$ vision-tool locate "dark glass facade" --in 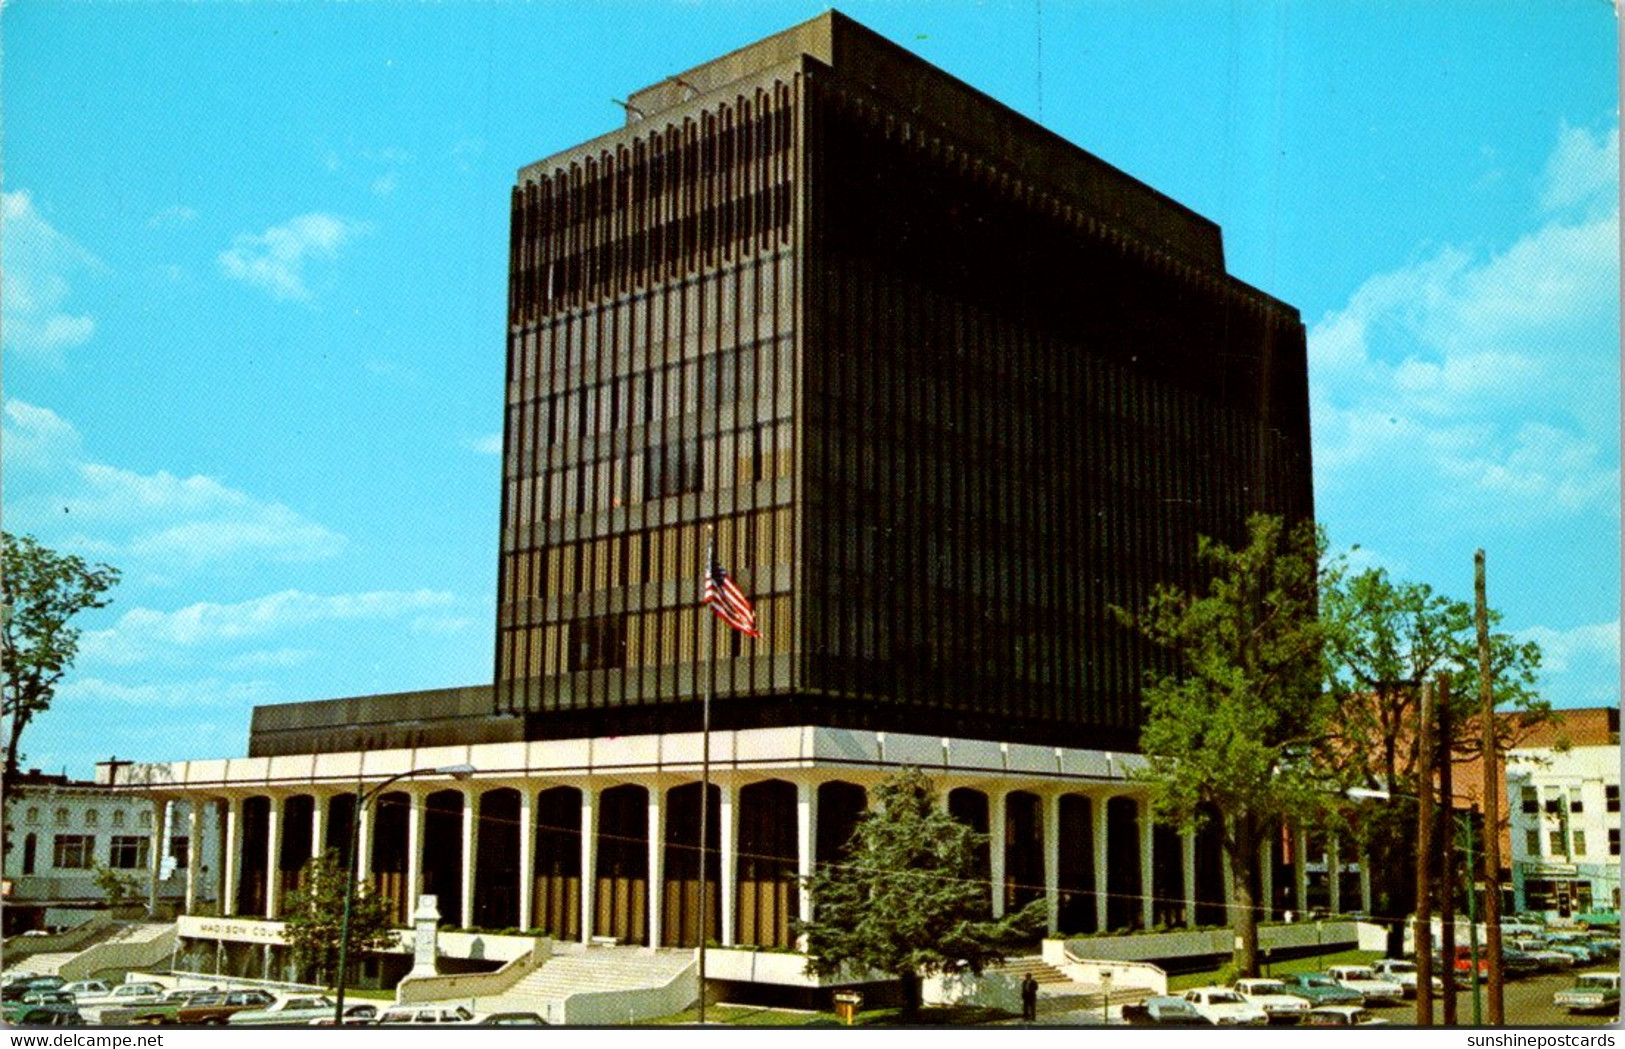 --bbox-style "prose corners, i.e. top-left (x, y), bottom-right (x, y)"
top-left (495, 13), bottom-right (1313, 750)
